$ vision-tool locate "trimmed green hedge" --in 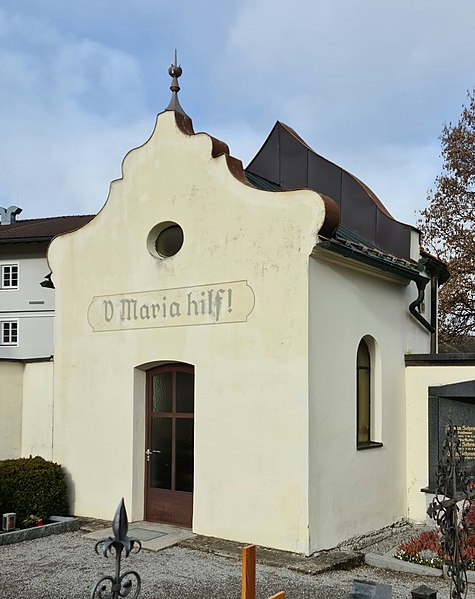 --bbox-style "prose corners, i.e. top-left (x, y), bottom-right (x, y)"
top-left (0, 456), bottom-right (69, 523)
